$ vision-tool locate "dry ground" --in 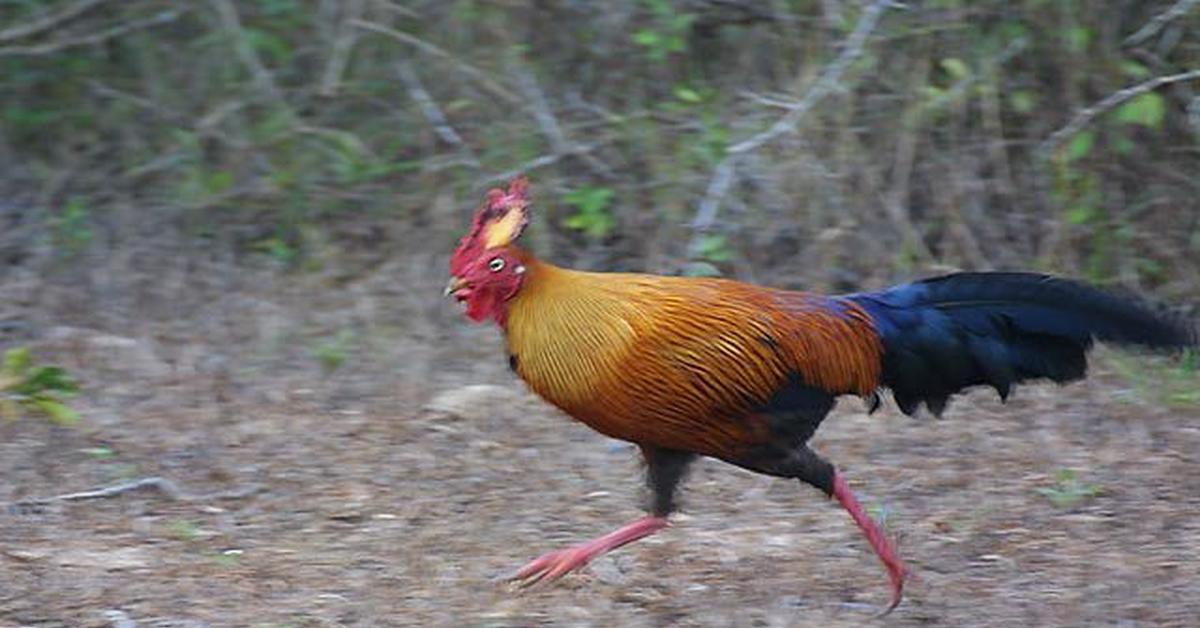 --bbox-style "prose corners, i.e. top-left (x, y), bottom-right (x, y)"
top-left (2, 323), bottom-right (1200, 627)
